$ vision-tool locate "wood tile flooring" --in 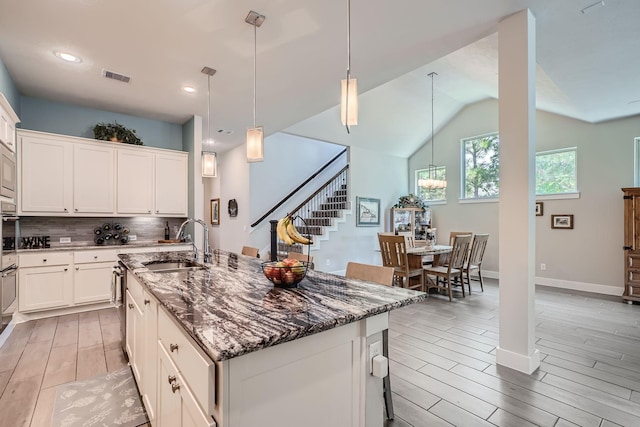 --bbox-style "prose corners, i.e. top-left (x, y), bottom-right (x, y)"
top-left (387, 280), bottom-right (640, 426)
top-left (0, 281), bottom-right (638, 426)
